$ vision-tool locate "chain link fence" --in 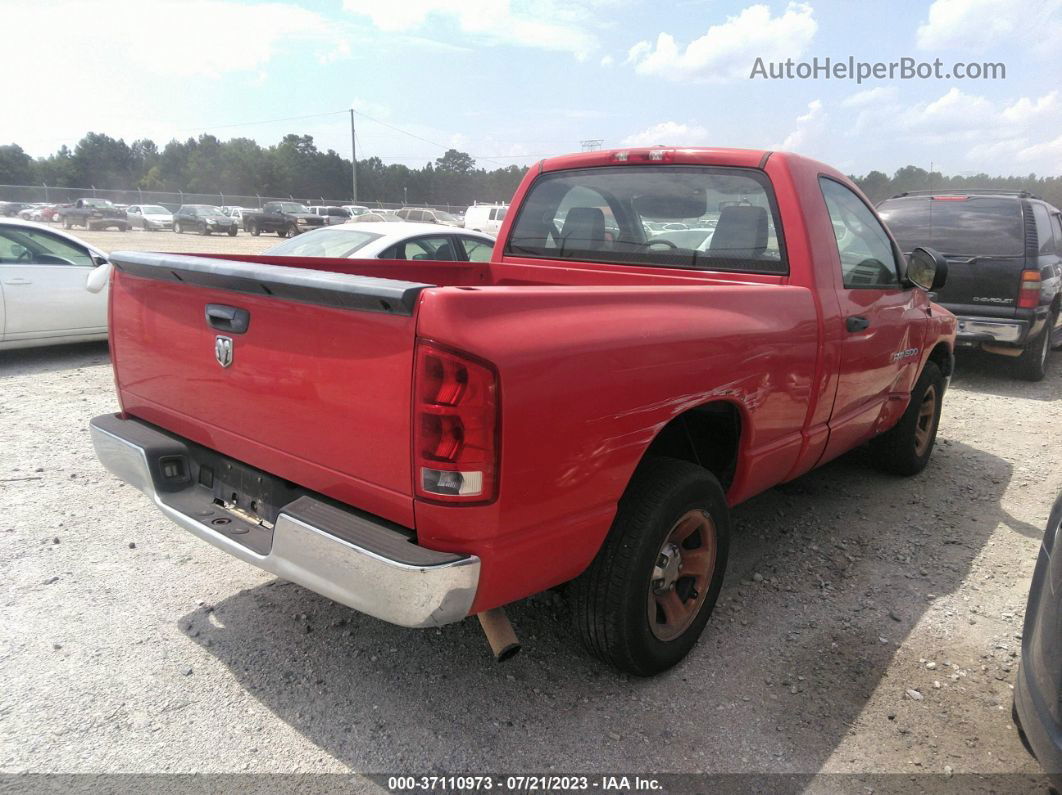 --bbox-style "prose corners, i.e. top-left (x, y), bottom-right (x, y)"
top-left (0, 184), bottom-right (469, 215)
